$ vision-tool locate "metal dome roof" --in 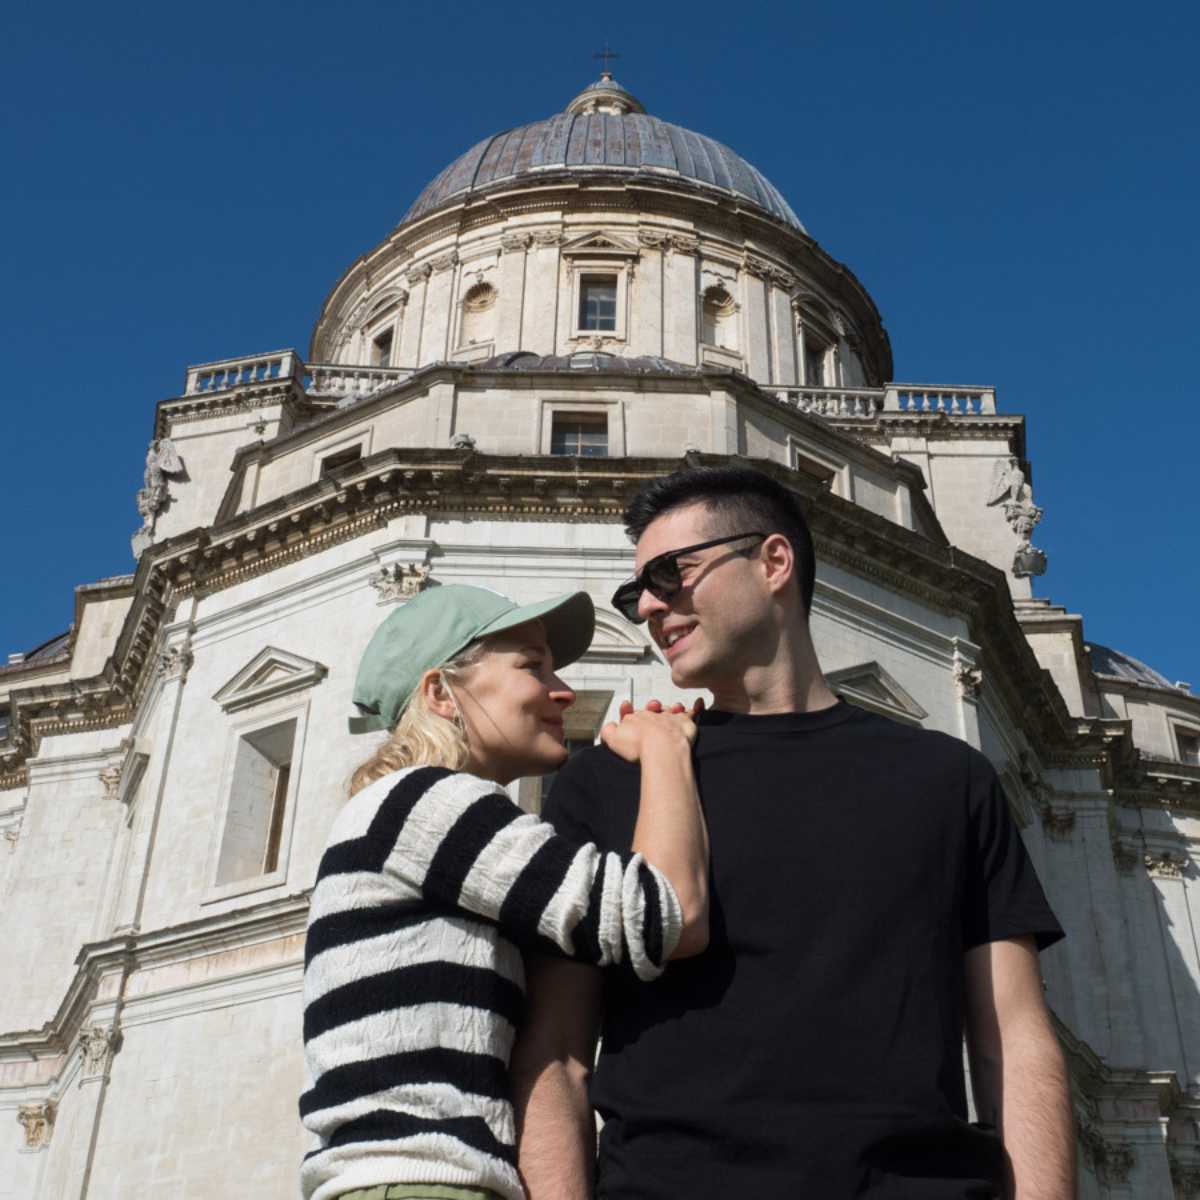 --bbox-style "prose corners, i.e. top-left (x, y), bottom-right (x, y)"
top-left (402, 76), bottom-right (804, 232)
top-left (1087, 642), bottom-right (1188, 693)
